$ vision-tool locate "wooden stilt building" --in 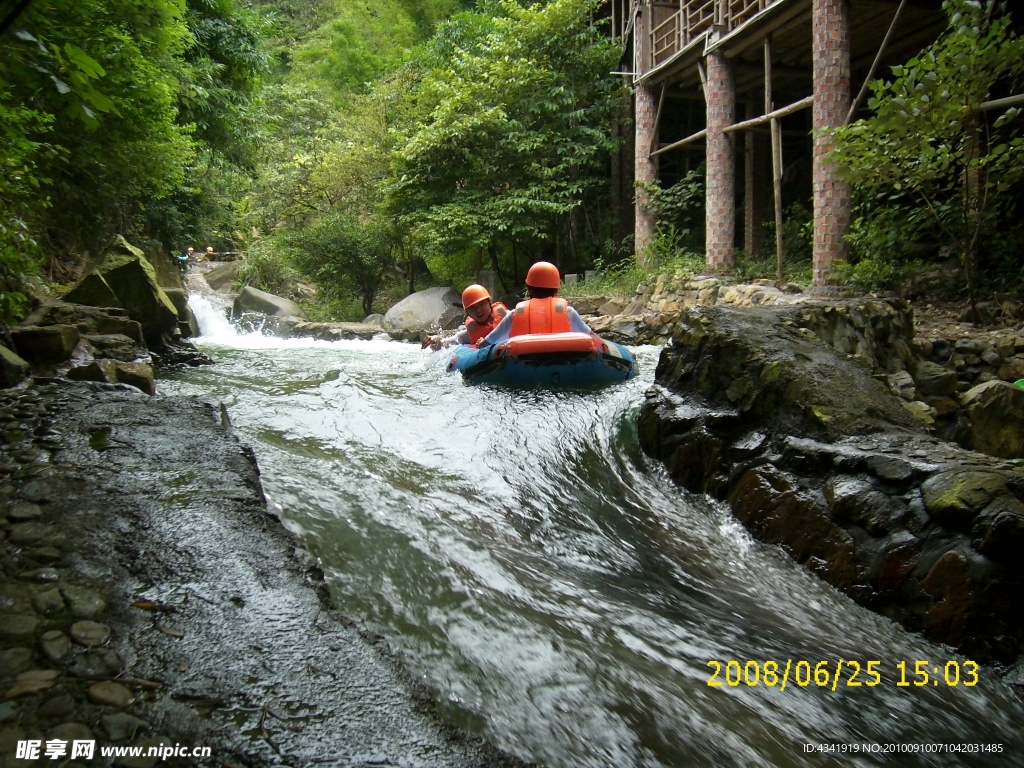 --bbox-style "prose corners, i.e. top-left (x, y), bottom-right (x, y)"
top-left (606, 0), bottom-right (948, 286)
